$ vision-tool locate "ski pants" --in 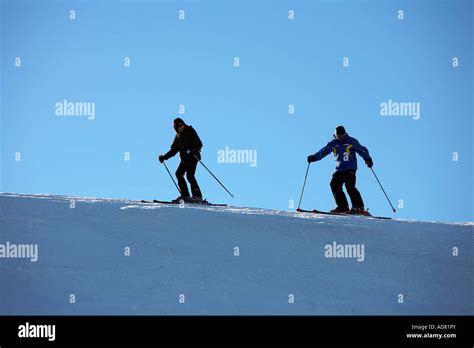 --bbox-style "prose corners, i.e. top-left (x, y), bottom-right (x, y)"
top-left (330, 170), bottom-right (364, 208)
top-left (176, 158), bottom-right (202, 198)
